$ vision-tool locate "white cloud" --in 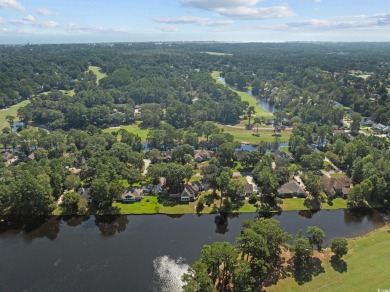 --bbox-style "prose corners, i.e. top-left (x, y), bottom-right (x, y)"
top-left (157, 25), bottom-right (179, 32)
top-left (180, 0), bottom-right (260, 10)
top-left (0, 17), bottom-right (4, 25)
top-left (180, 0), bottom-right (293, 20)
top-left (155, 16), bottom-right (233, 26)
top-left (23, 15), bottom-right (35, 23)
top-left (37, 8), bottom-right (53, 16)
top-left (218, 6), bottom-right (294, 19)
top-left (0, 0), bottom-right (25, 11)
